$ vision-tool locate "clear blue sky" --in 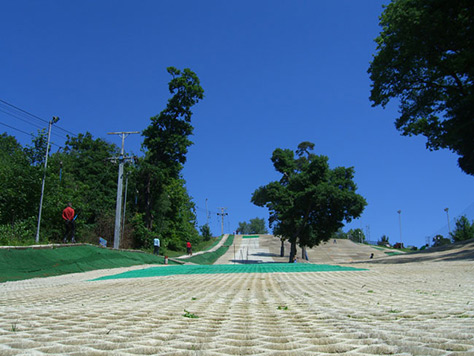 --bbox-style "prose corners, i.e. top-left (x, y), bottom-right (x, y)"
top-left (1, 0), bottom-right (472, 248)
